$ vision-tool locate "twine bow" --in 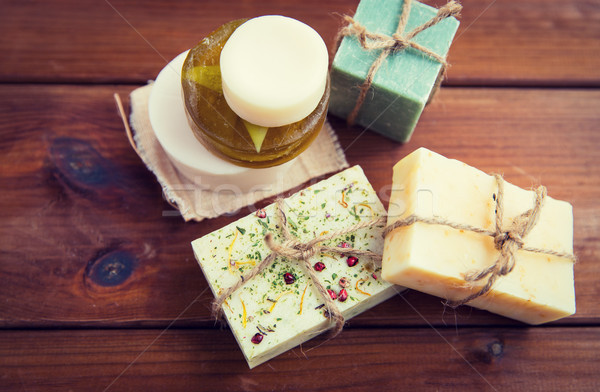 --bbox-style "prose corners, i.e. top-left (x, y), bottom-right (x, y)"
top-left (212, 198), bottom-right (386, 337)
top-left (335, 0), bottom-right (462, 125)
top-left (383, 174), bottom-right (577, 307)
